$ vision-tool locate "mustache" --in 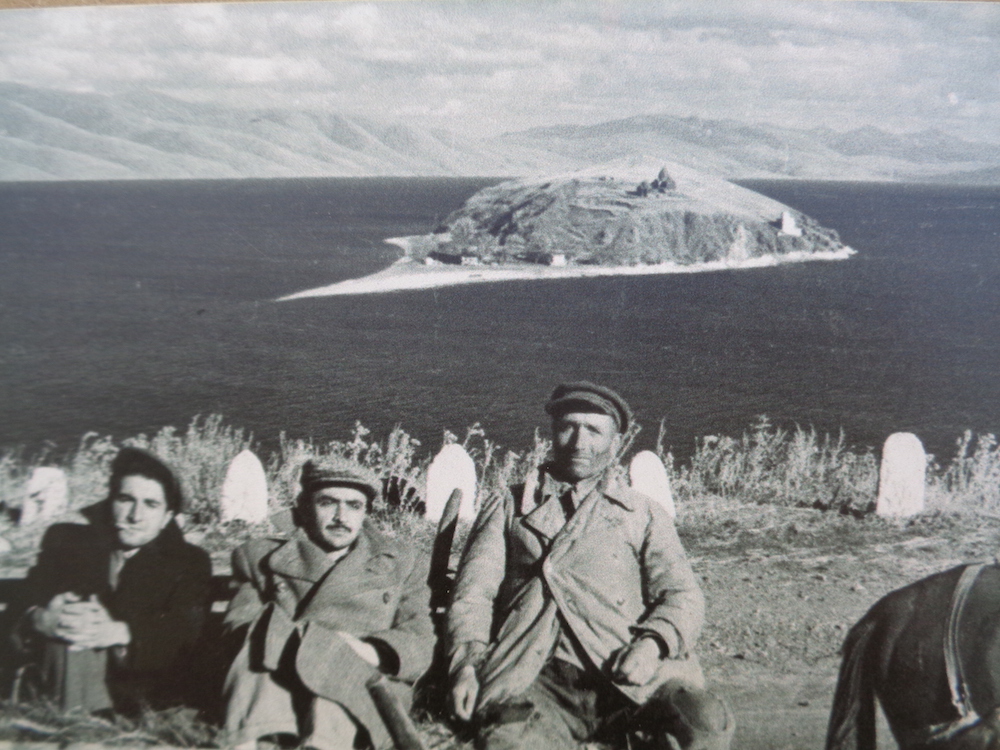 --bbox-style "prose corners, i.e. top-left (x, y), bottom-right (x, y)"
top-left (325, 523), bottom-right (352, 531)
